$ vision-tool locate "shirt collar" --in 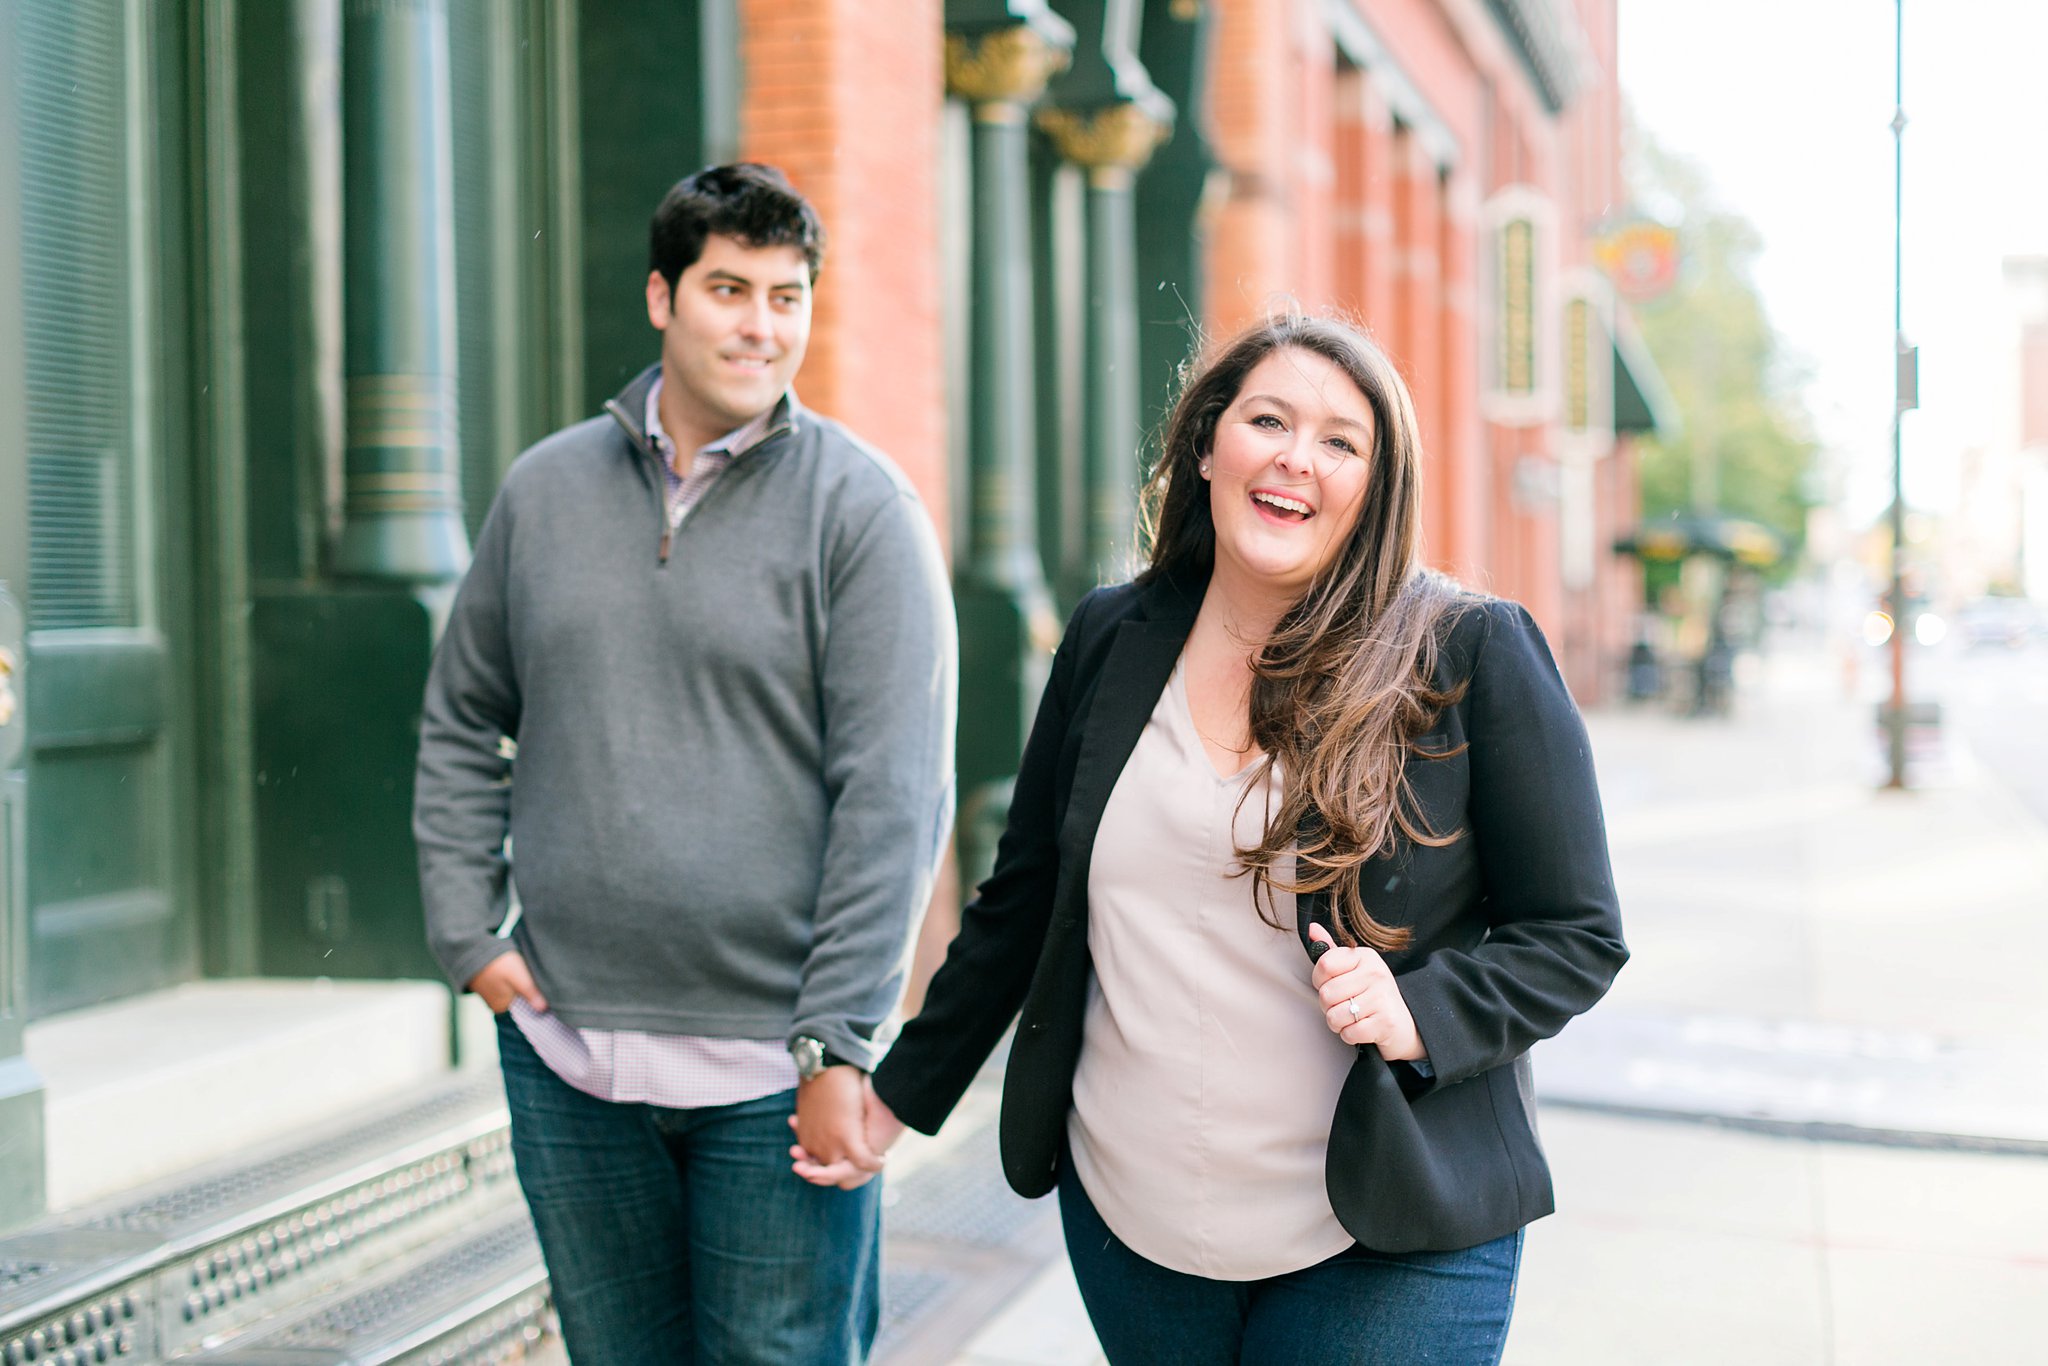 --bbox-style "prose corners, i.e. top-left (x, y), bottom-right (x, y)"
top-left (645, 377), bottom-right (784, 466)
